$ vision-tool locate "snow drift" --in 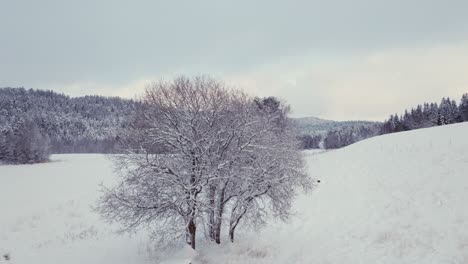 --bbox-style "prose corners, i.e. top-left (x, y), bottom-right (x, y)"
top-left (1, 123), bottom-right (468, 263)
